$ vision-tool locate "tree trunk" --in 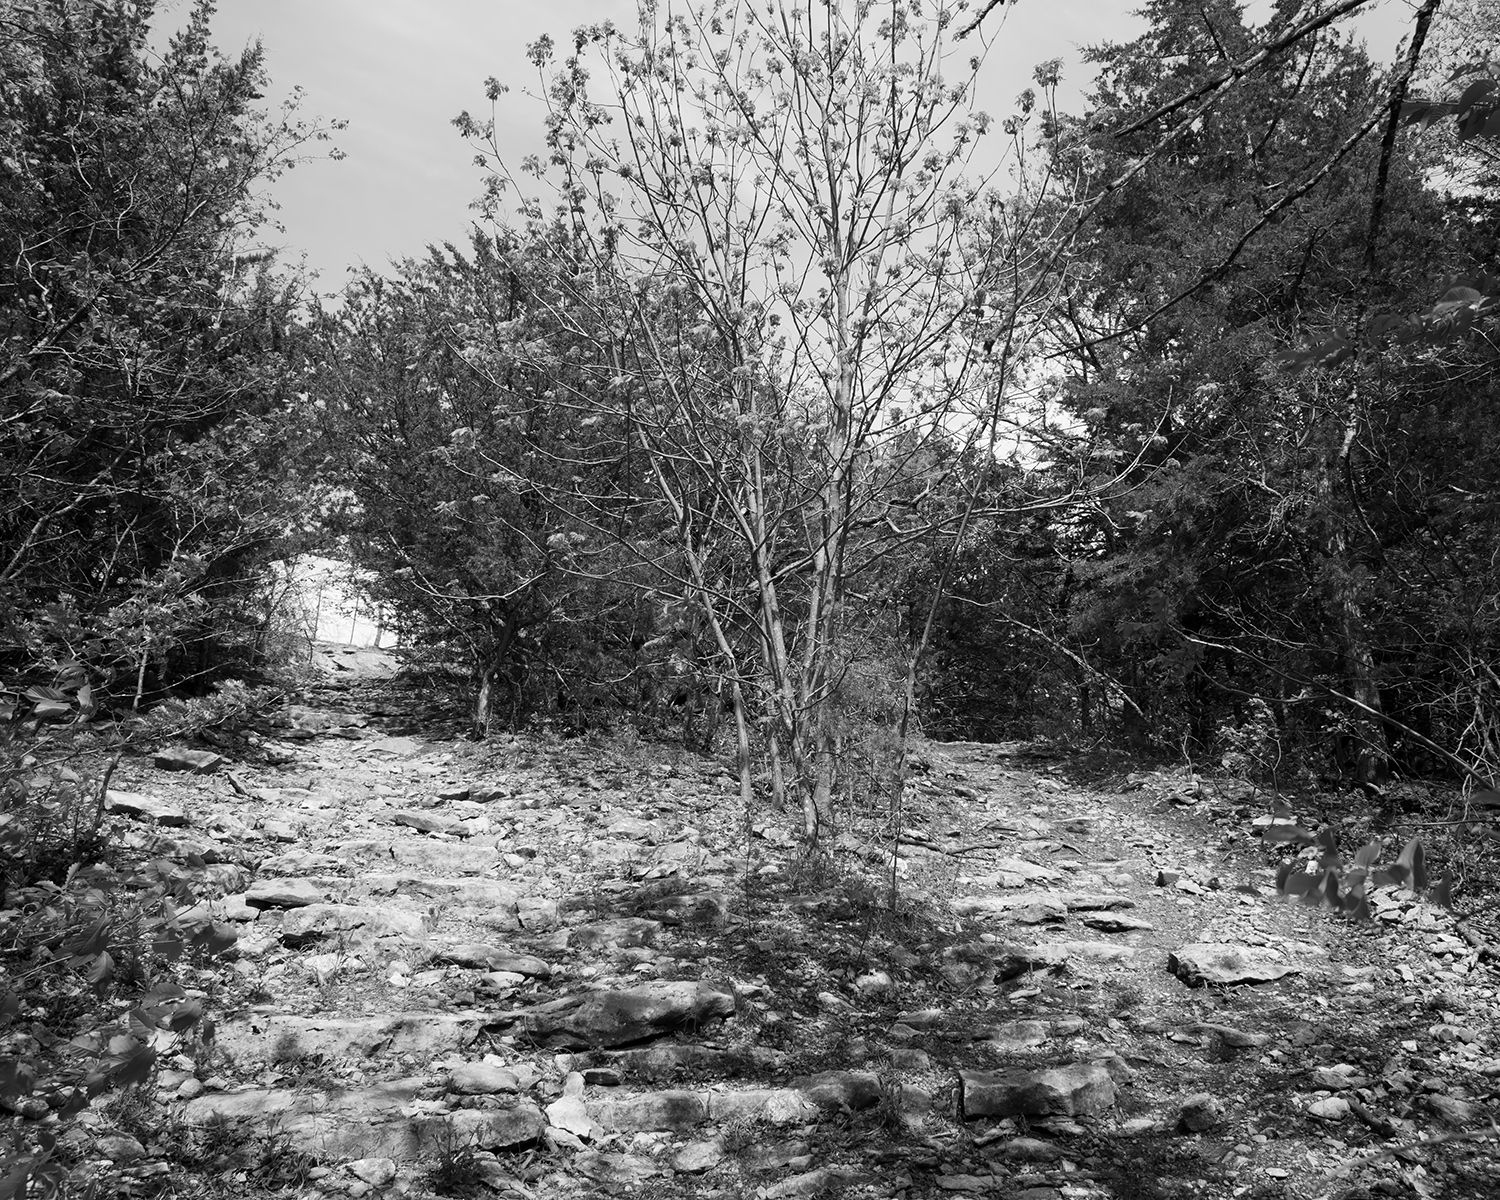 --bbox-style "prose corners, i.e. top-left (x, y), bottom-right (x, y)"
top-left (473, 658), bottom-right (498, 739)
top-left (1327, 416), bottom-right (1389, 781)
top-left (472, 621), bottom-right (518, 740)
top-left (726, 679), bottom-right (754, 816)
